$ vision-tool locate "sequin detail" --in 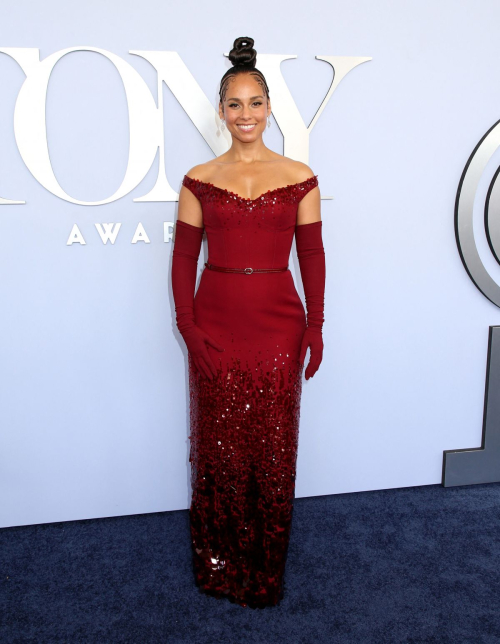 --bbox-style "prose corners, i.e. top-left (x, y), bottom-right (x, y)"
top-left (188, 352), bottom-right (304, 609)
top-left (182, 174), bottom-right (319, 232)
top-left (182, 174), bottom-right (318, 208)
top-left (179, 172), bottom-right (319, 607)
